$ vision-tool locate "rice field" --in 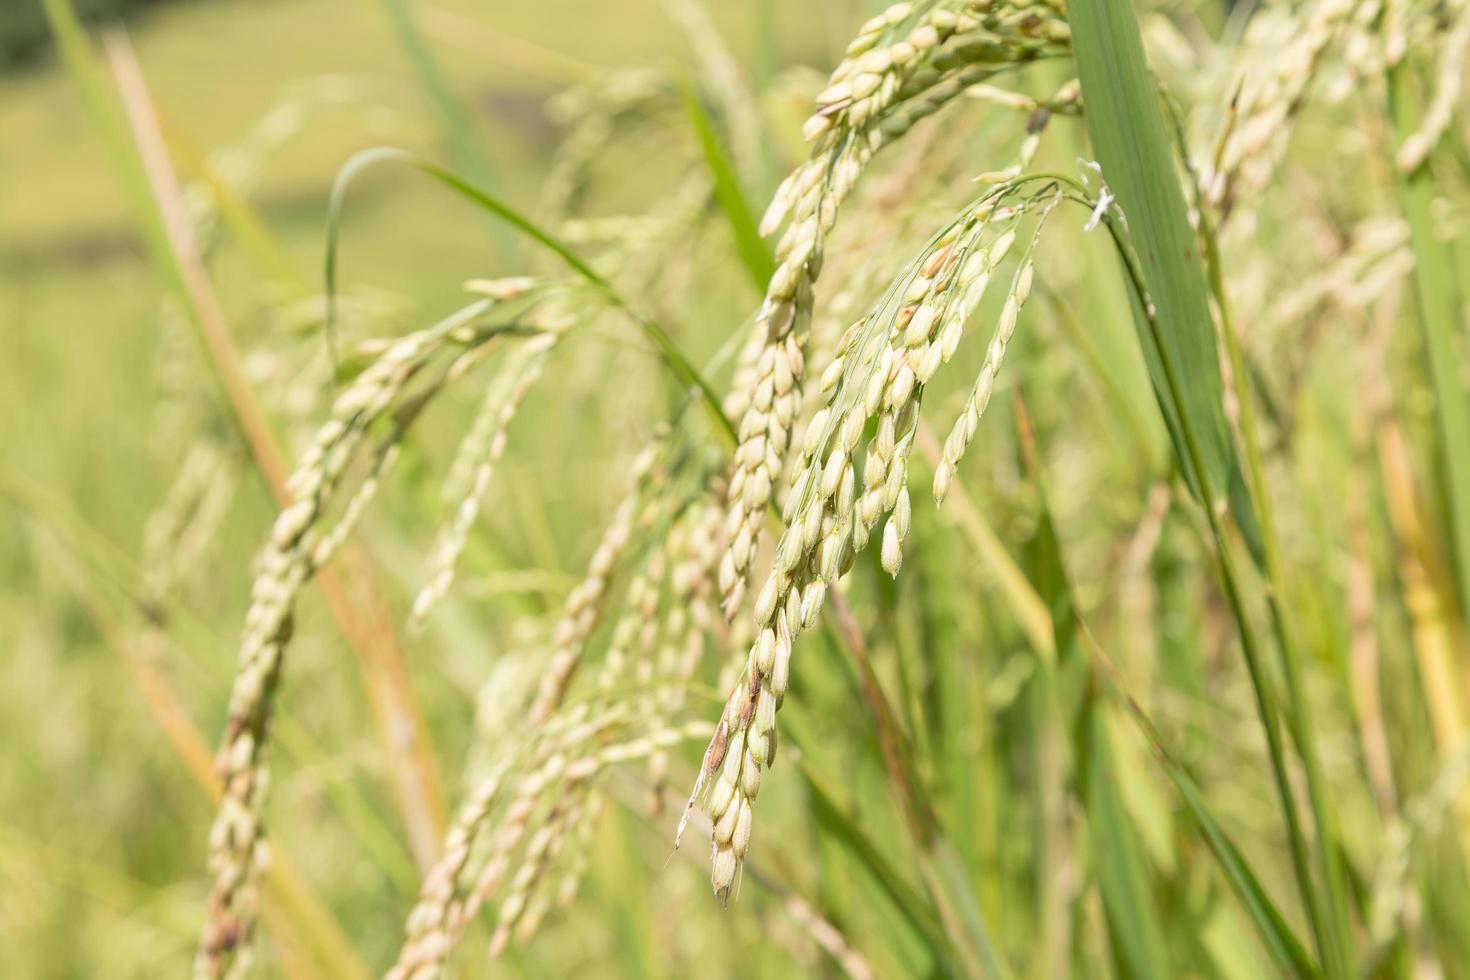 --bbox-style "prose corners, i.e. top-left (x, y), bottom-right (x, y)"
top-left (4, 0), bottom-right (1470, 977)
